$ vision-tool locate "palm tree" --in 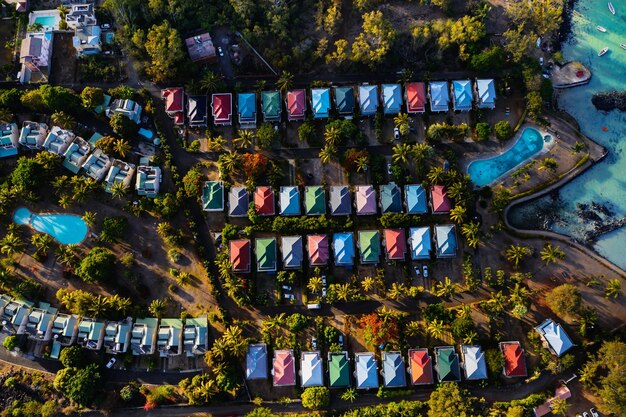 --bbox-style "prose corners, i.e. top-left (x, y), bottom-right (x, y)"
top-left (149, 298), bottom-right (169, 318)
top-left (82, 211), bottom-right (97, 227)
top-left (355, 155), bottom-right (369, 173)
top-left (388, 282), bottom-right (406, 300)
top-left (200, 71), bottom-right (225, 94)
top-left (51, 111), bottom-right (76, 129)
top-left (605, 279), bottom-right (622, 299)
top-left (233, 129), bottom-right (254, 149)
top-left (448, 182), bottom-right (468, 205)
top-left (426, 319), bottom-right (445, 340)
top-left (307, 276), bottom-right (323, 294)
top-left (509, 283), bottom-right (531, 306)
top-left (177, 271), bottom-right (192, 286)
top-left (505, 244), bottom-right (532, 269)
top-left (110, 295), bottom-right (132, 315)
top-left (540, 243), bottom-right (565, 265)
top-left (550, 398), bottom-right (570, 416)
top-left (0, 107), bottom-right (13, 123)
top-left (56, 244), bottom-right (79, 268)
top-left (340, 388), bottom-right (358, 403)
top-left (460, 222), bottom-right (480, 246)
top-left (449, 206), bottom-right (466, 224)
top-left (253, 80), bottom-right (267, 94)
top-left (222, 325), bottom-right (248, 359)
top-left (52, 176), bottom-right (70, 195)
top-left (457, 304), bottom-right (473, 320)
top-left (324, 125), bottom-right (341, 147)
top-left (219, 151), bottom-right (241, 176)
top-left (110, 181), bottom-right (129, 200)
top-left (392, 143), bottom-right (411, 165)
top-left (434, 276), bottom-right (459, 298)
top-left (31, 233), bottom-right (53, 258)
top-left (335, 283), bottom-right (352, 302)
top-left (207, 135), bottom-right (227, 152)
top-left (393, 113), bottom-right (410, 136)
top-left (58, 195), bottom-right (72, 209)
top-left (276, 71), bottom-right (294, 93)
top-left (412, 143), bottom-right (433, 161)
top-left (486, 291), bottom-right (507, 317)
top-left (427, 166), bottom-right (445, 185)
top-left (405, 320), bottom-right (421, 337)
top-left (319, 145), bottom-right (336, 165)
top-left (113, 139), bottom-right (131, 158)
top-left (462, 331), bottom-right (478, 345)
top-left (361, 276), bottom-right (375, 292)
top-left (1, 233), bottom-right (24, 257)
top-left (262, 313), bottom-right (286, 333)
top-left (88, 295), bottom-right (111, 318)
